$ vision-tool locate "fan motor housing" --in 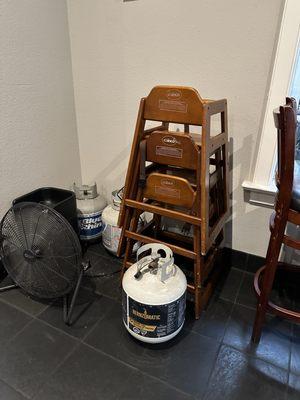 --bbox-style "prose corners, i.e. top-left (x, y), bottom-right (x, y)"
top-left (13, 187), bottom-right (78, 234)
top-left (122, 244), bottom-right (187, 343)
